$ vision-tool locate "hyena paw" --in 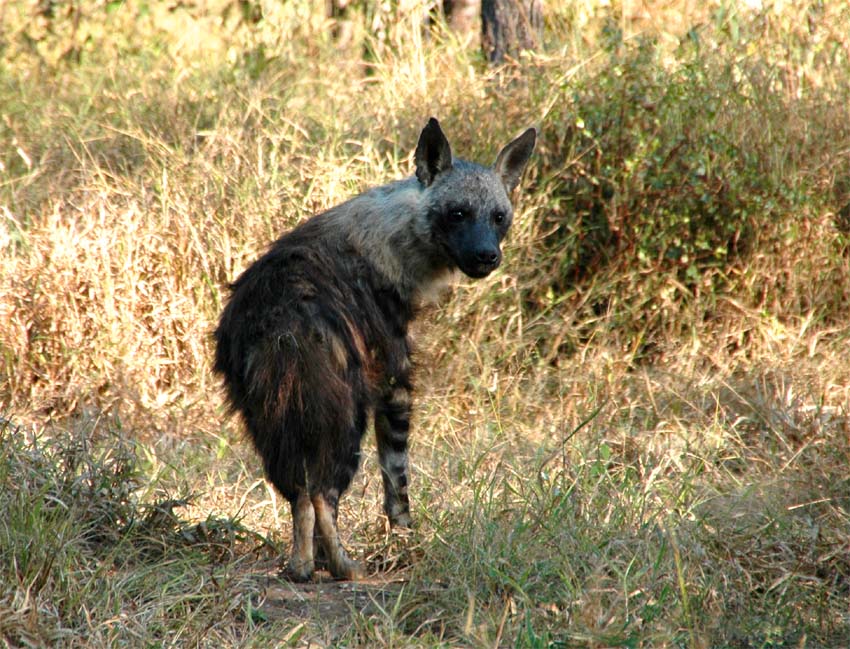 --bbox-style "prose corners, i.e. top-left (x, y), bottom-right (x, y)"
top-left (390, 512), bottom-right (413, 529)
top-left (330, 556), bottom-right (365, 581)
top-left (286, 556), bottom-right (315, 582)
